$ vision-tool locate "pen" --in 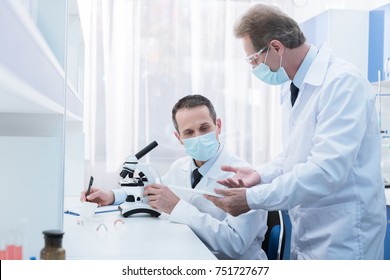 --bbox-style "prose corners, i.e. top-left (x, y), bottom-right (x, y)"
top-left (85, 176), bottom-right (94, 201)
